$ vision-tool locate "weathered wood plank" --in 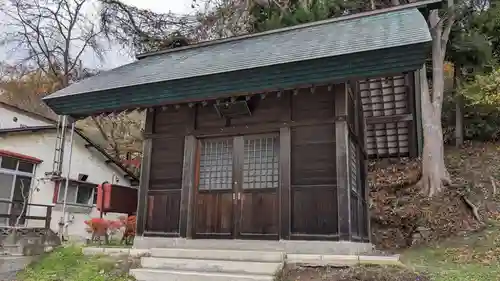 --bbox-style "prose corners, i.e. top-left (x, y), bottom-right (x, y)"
top-left (150, 138), bottom-right (184, 190)
top-left (291, 125), bottom-right (336, 186)
top-left (334, 83), bottom-right (352, 241)
top-left (239, 191), bottom-right (279, 237)
top-left (145, 190), bottom-right (181, 233)
top-left (180, 135), bottom-right (197, 238)
top-left (288, 85), bottom-right (338, 238)
top-left (291, 186), bottom-right (338, 235)
top-left (233, 136), bottom-right (244, 238)
top-left (406, 72), bottom-right (418, 158)
top-left (279, 127), bottom-right (291, 239)
top-left (194, 192), bottom-right (234, 238)
top-left (136, 138), bottom-right (152, 236)
top-left (147, 118), bottom-right (339, 139)
top-left (291, 86), bottom-right (335, 121)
